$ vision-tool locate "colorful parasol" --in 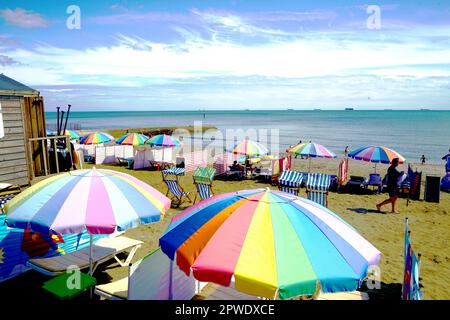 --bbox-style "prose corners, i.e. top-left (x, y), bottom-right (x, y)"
top-left (348, 146), bottom-right (405, 164)
top-left (116, 133), bottom-right (149, 146)
top-left (145, 134), bottom-right (181, 147)
top-left (5, 168), bottom-right (170, 274)
top-left (61, 129), bottom-right (82, 139)
top-left (146, 134), bottom-right (181, 165)
top-left (286, 142), bottom-right (336, 172)
top-left (159, 188), bottom-right (381, 300)
top-left (287, 143), bottom-right (336, 158)
top-left (232, 139), bottom-right (269, 157)
top-left (79, 132), bottom-right (114, 145)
